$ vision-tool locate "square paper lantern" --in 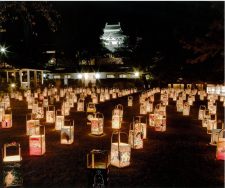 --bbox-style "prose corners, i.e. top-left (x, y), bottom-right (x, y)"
top-left (55, 110), bottom-right (64, 131)
top-left (105, 93), bottom-right (110, 100)
top-left (62, 102), bottom-right (70, 116)
top-left (112, 92), bottom-right (117, 99)
top-left (207, 114), bottom-right (217, 134)
top-left (216, 130), bottom-right (225, 160)
top-left (140, 103), bottom-right (147, 115)
top-left (46, 105), bottom-right (55, 123)
top-left (26, 114), bottom-right (40, 135)
top-left (0, 107), bottom-right (5, 123)
top-left (133, 116), bottom-right (147, 139)
top-left (111, 131), bottom-right (131, 168)
top-left (210, 128), bottom-right (223, 146)
top-left (77, 98), bottom-right (84, 112)
top-left (100, 93), bottom-right (105, 102)
top-left (112, 105), bottom-right (123, 129)
top-left (176, 100), bottom-right (183, 112)
top-left (61, 119), bottom-right (74, 144)
top-left (128, 96), bottom-right (133, 107)
top-left (198, 105), bottom-right (206, 120)
top-left (149, 113), bottom-right (156, 127)
top-left (129, 122), bottom-right (143, 149)
top-left (87, 102), bottom-right (96, 113)
top-left (146, 101), bottom-right (153, 113)
top-left (87, 149), bottom-right (110, 187)
top-left (29, 125), bottom-right (46, 156)
top-left (2, 109), bottom-right (12, 128)
top-left (155, 115), bottom-right (166, 132)
top-left (36, 105), bottom-right (44, 119)
top-left (2, 142), bottom-right (23, 187)
top-left (183, 102), bottom-right (190, 116)
top-left (91, 112), bottom-right (104, 136)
